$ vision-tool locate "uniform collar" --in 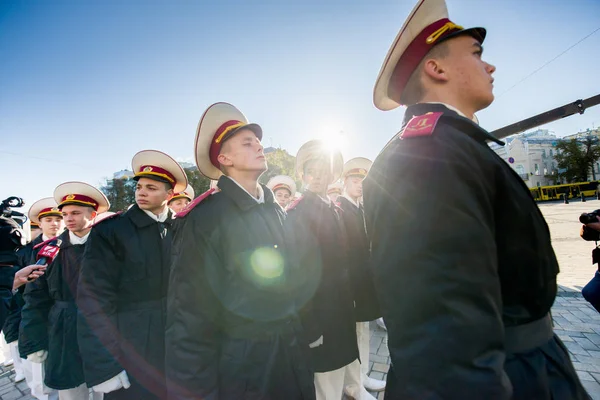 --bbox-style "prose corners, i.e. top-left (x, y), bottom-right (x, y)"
top-left (143, 206), bottom-right (170, 223)
top-left (403, 103), bottom-right (504, 146)
top-left (341, 194), bottom-right (360, 208)
top-left (424, 102), bottom-right (479, 124)
top-left (219, 175), bottom-right (274, 211)
top-left (226, 176), bottom-right (265, 204)
top-left (128, 204), bottom-right (173, 228)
